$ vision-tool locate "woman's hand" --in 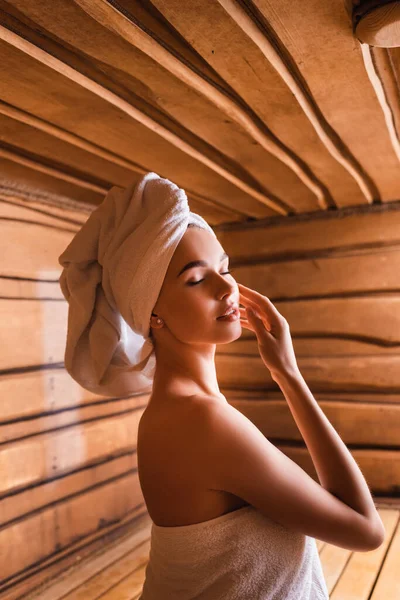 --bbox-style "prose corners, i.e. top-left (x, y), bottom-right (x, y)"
top-left (237, 282), bottom-right (299, 379)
